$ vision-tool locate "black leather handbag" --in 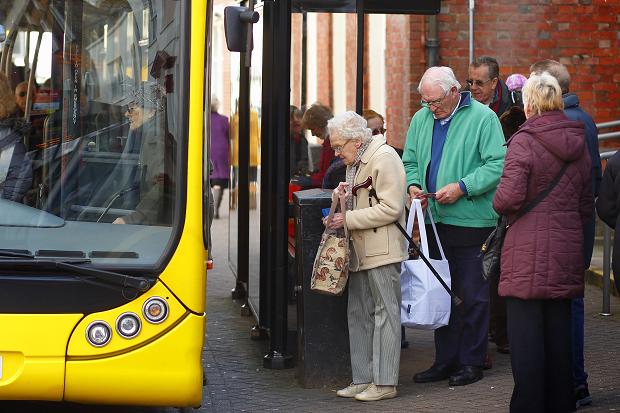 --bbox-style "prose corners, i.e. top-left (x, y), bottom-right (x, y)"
top-left (481, 163), bottom-right (569, 280)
